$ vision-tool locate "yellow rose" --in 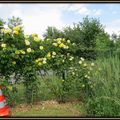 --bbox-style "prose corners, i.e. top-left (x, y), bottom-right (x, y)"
top-left (85, 75), bottom-right (88, 78)
top-left (13, 25), bottom-right (21, 31)
top-left (15, 50), bottom-right (20, 55)
top-left (69, 56), bottom-right (74, 61)
top-left (52, 43), bottom-right (58, 47)
top-left (34, 37), bottom-right (40, 42)
top-left (1, 43), bottom-right (6, 48)
top-left (52, 52), bottom-right (56, 56)
top-left (80, 57), bottom-right (84, 61)
top-left (20, 50), bottom-right (26, 54)
top-left (38, 62), bottom-right (42, 66)
top-left (27, 48), bottom-right (32, 53)
top-left (1, 29), bottom-right (11, 34)
top-left (82, 84), bottom-right (85, 88)
top-left (62, 79), bottom-right (64, 82)
top-left (13, 31), bottom-right (19, 35)
top-left (47, 52), bottom-right (51, 58)
top-left (39, 46), bottom-right (44, 50)
top-left (79, 60), bottom-right (82, 64)
top-left (69, 67), bottom-right (73, 70)
top-left (25, 40), bottom-right (30, 46)
top-left (63, 45), bottom-right (69, 49)
top-left (12, 61), bottom-right (16, 65)
top-left (31, 33), bottom-right (38, 37)
top-left (83, 63), bottom-right (87, 67)
top-left (72, 72), bottom-right (75, 75)
top-left (91, 63), bottom-right (95, 66)
top-left (7, 86), bottom-right (13, 91)
top-left (59, 43), bottom-right (65, 48)
top-left (67, 40), bottom-right (70, 43)
top-left (62, 60), bottom-right (65, 63)
top-left (24, 35), bottom-right (29, 39)
top-left (43, 60), bottom-right (47, 64)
